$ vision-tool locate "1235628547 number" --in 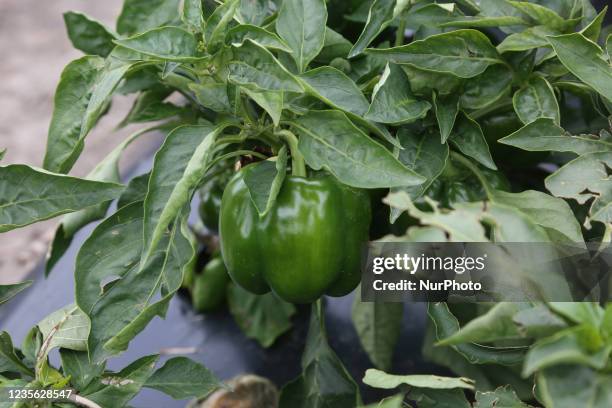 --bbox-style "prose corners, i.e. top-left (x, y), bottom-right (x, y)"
top-left (4, 387), bottom-right (74, 402)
